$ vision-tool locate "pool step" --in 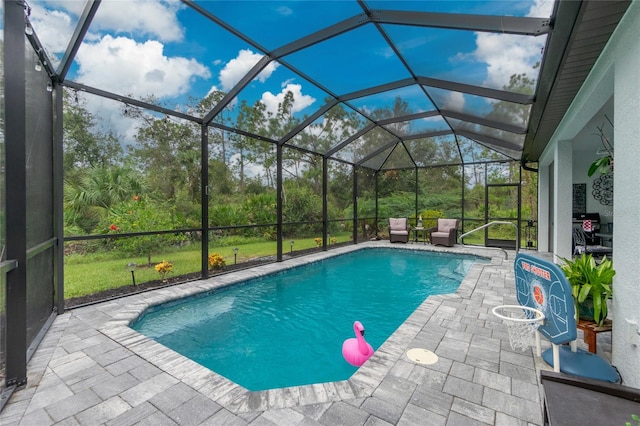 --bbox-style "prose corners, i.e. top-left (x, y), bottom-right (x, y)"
top-left (437, 259), bottom-right (471, 281)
